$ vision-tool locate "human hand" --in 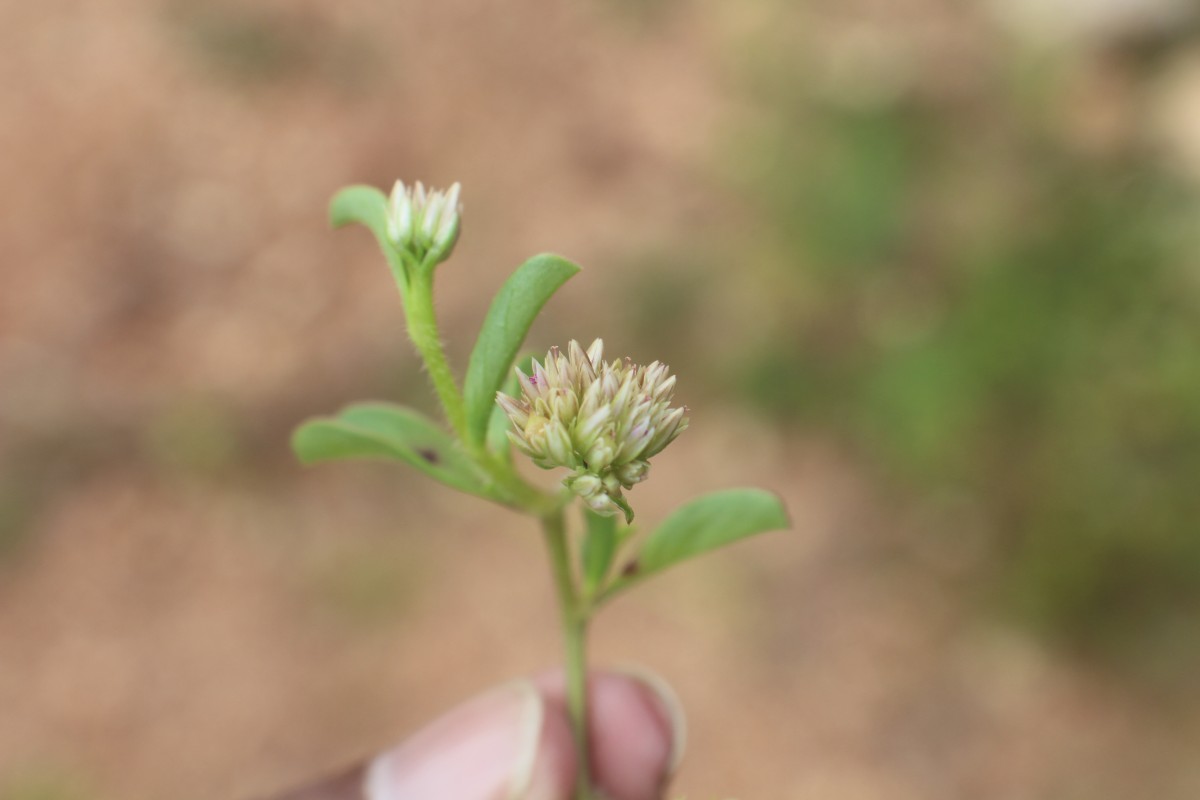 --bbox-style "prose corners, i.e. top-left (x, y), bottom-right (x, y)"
top-left (264, 669), bottom-right (685, 800)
